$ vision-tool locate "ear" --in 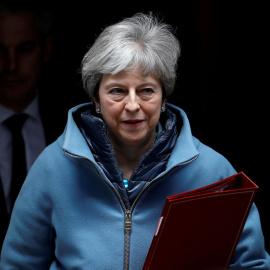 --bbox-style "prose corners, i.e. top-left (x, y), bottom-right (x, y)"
top-left (162, 100), bottom-right (166, 107)
top-left (93, 97), bottom-right (100, 108)
top-left (43, 35), bottom-right (54, 63)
